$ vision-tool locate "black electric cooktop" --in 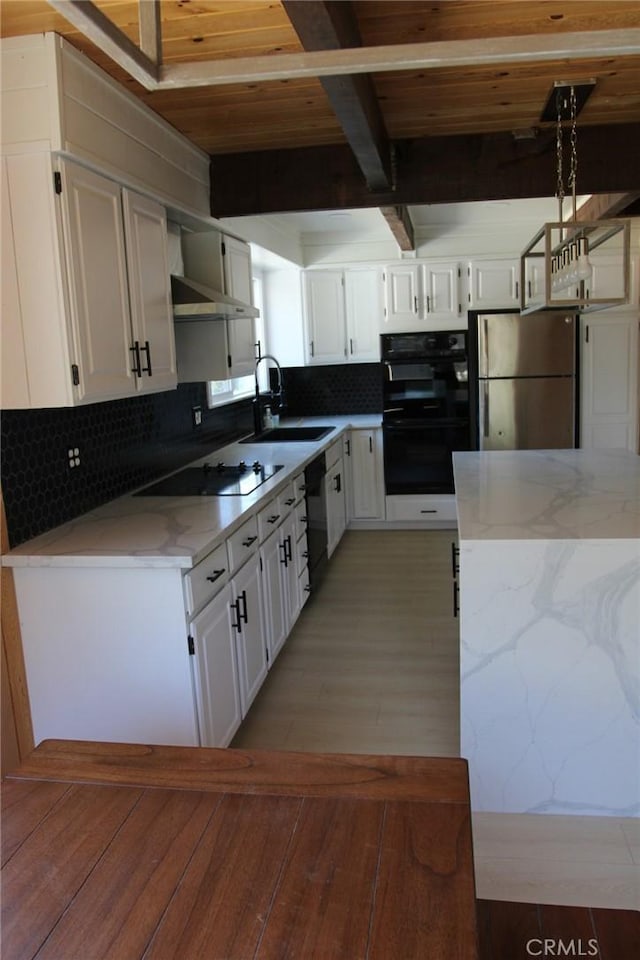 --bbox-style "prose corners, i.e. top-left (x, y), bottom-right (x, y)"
top-left (135, 461), bottom-right (284, 497)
